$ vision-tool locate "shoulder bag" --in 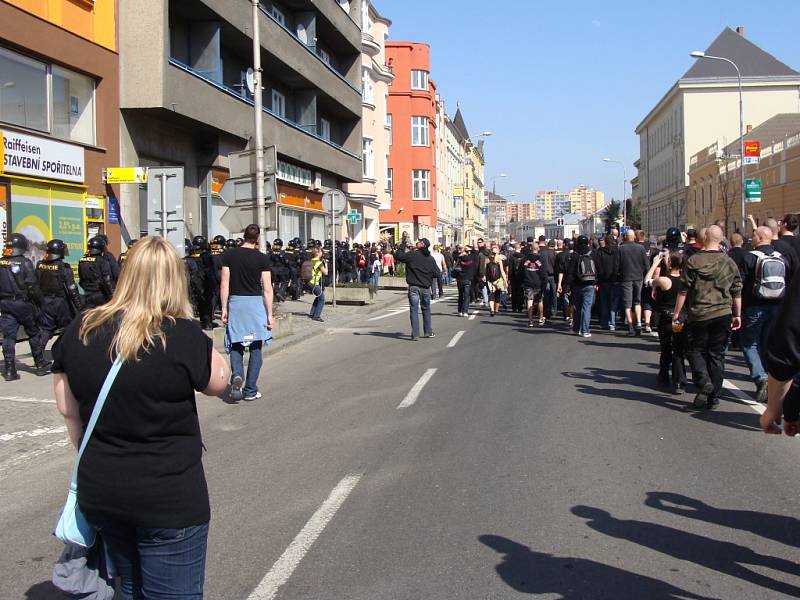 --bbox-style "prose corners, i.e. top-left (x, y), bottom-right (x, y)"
top-left (54, 358), bottom-right (123, 548)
